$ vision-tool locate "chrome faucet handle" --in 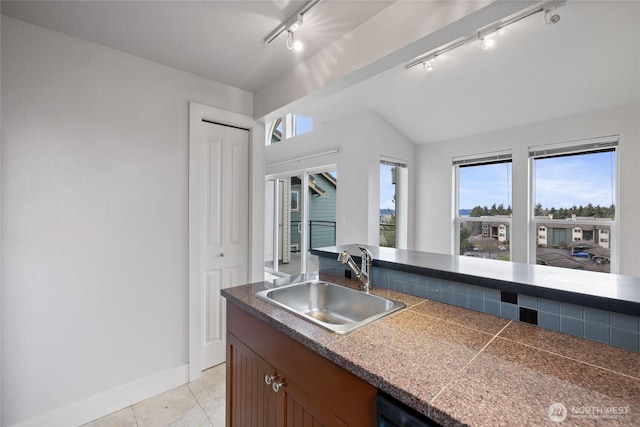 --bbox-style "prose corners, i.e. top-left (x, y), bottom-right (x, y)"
top-left (337, 251), bottom-right (351, 263)
top-left (357, 245), bottom-right (373, 260)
